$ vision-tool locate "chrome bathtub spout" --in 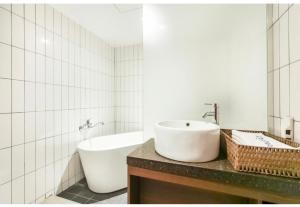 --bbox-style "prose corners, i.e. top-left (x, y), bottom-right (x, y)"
top-left (79, 119), bottom-right (104, 131)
